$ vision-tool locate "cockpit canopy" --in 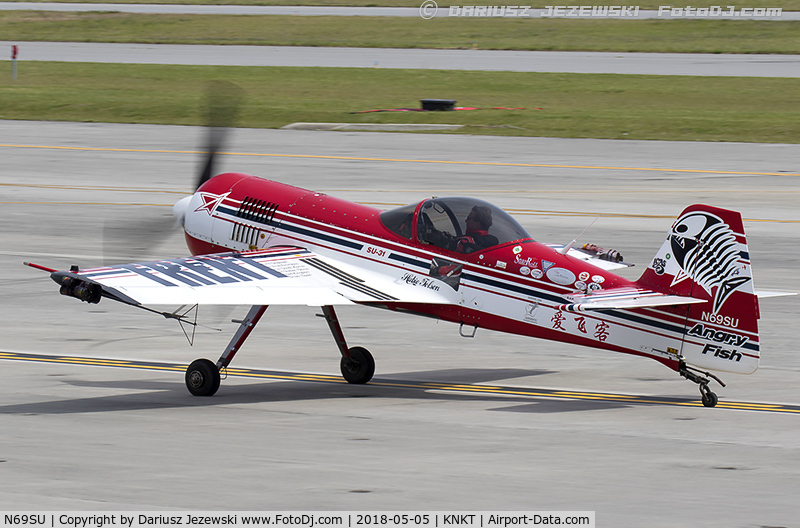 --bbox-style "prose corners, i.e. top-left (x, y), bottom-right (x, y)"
top-left (380, 197), bottom-right (533, 253)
